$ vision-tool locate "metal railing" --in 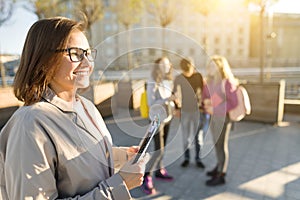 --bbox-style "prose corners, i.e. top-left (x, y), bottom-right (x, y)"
top-left (94, 67), bottom-right (300, 100)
